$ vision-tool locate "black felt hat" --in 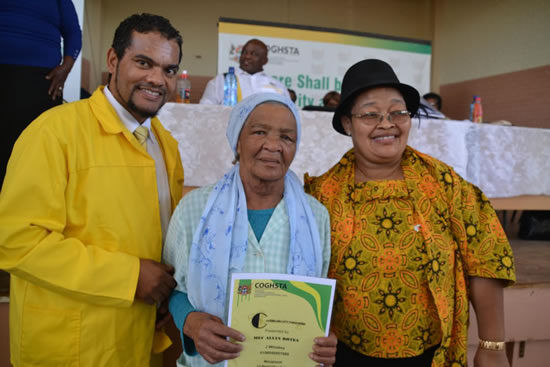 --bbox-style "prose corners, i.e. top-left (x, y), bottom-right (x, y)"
top-left (332, 59), bottom-right (420, 135)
